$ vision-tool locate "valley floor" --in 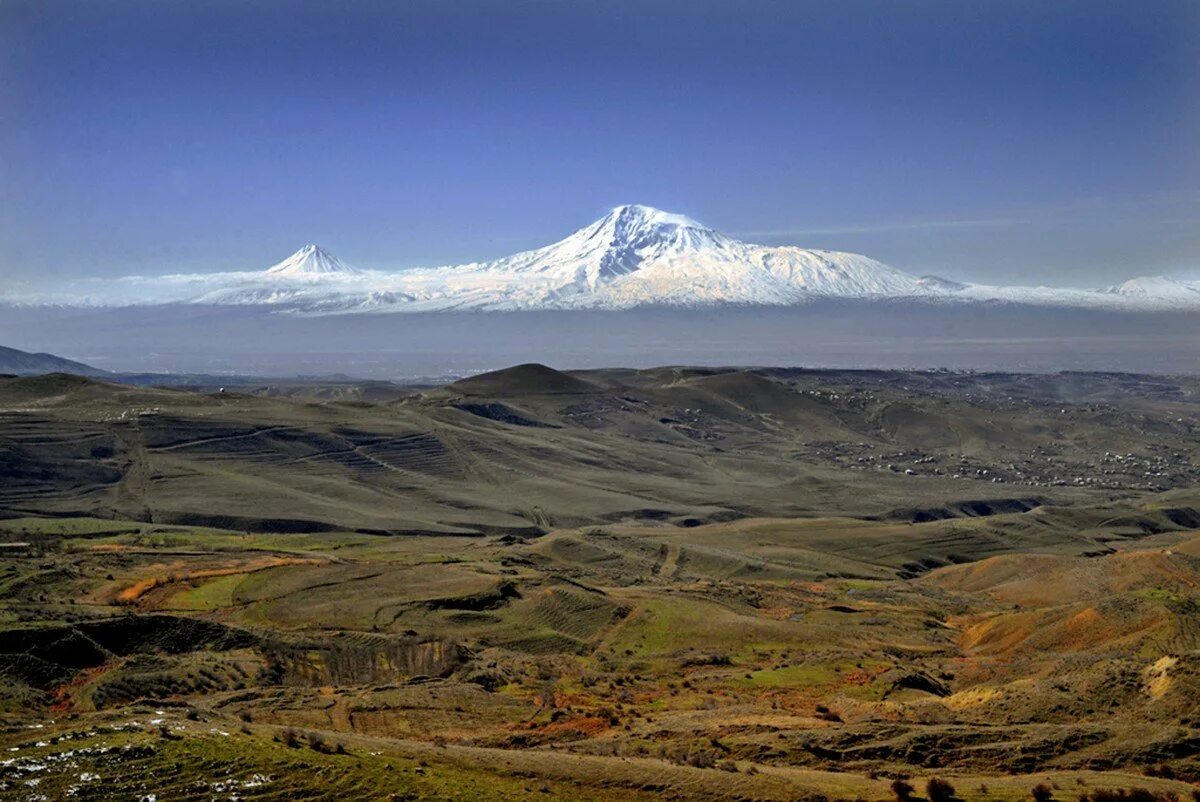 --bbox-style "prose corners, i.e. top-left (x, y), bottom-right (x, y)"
top-left (1, 366), bottom-right (1198, 799)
